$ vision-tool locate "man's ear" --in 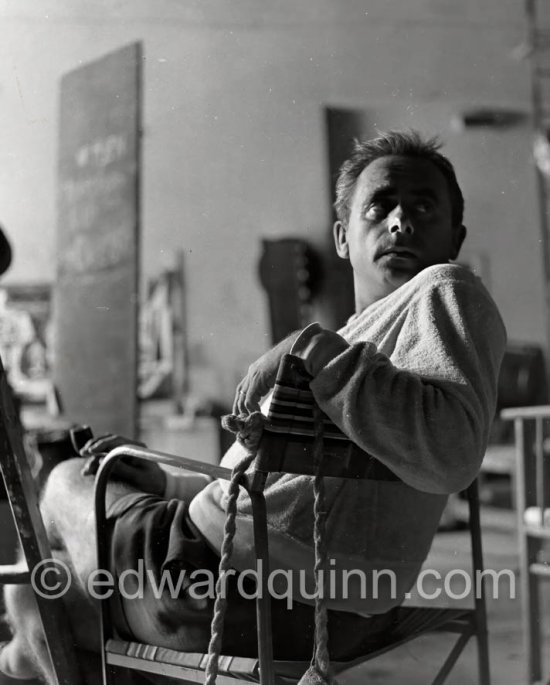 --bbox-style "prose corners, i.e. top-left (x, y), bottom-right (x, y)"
top-left (450, 224), bottom-right (467, 260)
top-left (333, 220), bottom-right (349, 259)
